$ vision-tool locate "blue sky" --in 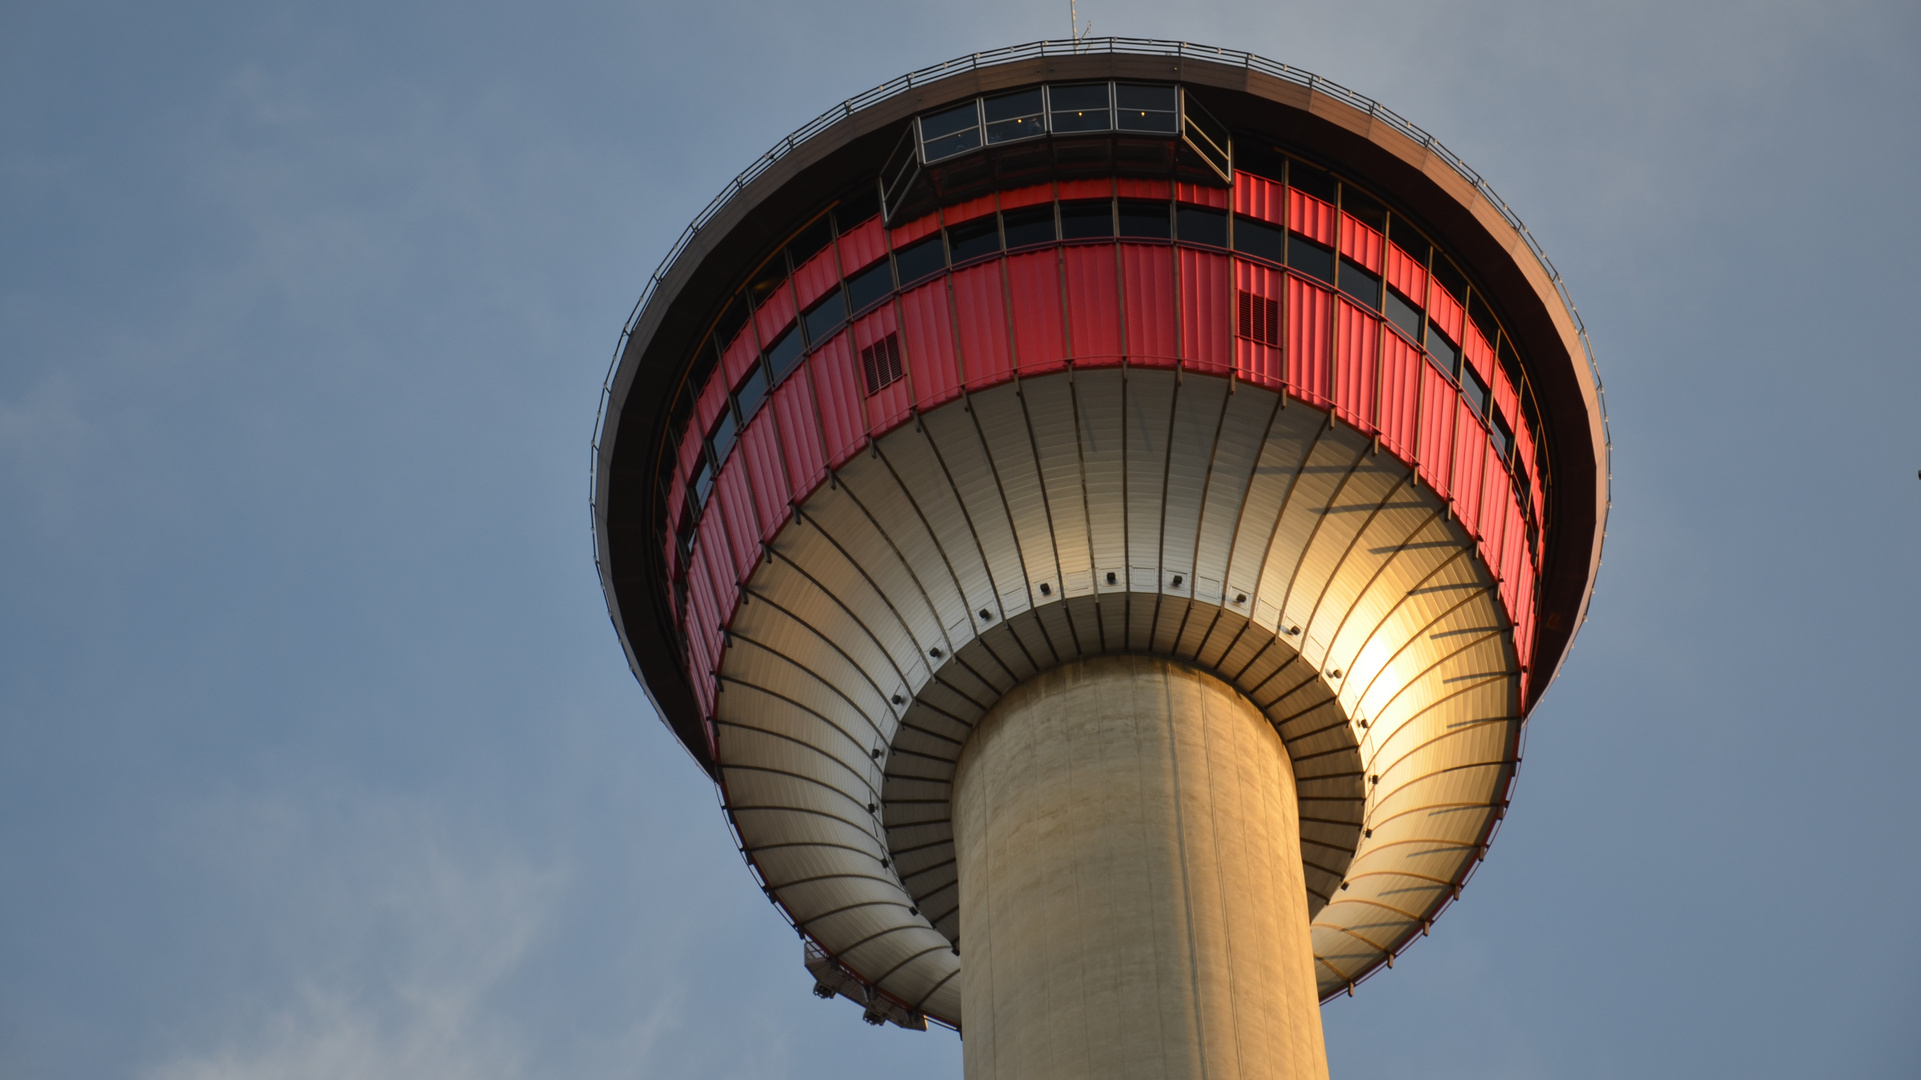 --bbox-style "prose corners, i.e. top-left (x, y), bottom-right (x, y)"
top-left (2, 2), bottom-right (1916, 1077)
